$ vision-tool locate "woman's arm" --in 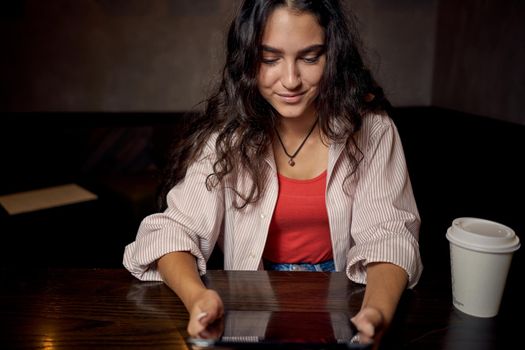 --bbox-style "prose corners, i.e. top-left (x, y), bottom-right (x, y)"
top-left (157, 251), bottom-right (224, 337)
top-left (351, 262), bottom-right (408, 340)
